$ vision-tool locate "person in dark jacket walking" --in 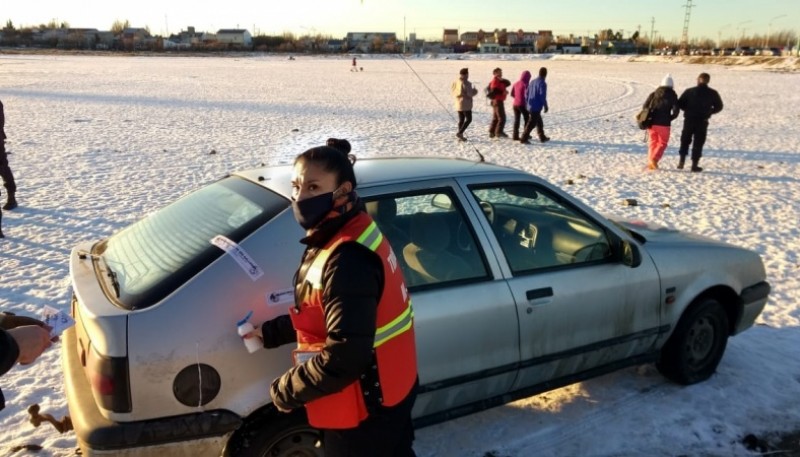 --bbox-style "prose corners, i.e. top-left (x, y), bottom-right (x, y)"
top-left (510, 70), bottom-right (532, 140)
top-left (677, 72), bottom-right (723, 172)
top-left (247, 138), bottom-right (418, 457)
top-left (520, 67), bottom-right (550, 144)
top-left (1, 99), bottom-right (18, 211)
top-left (487, 67), bottom-right (511, 138)
top-left (1, 312), bottom-right (52, 411)
top-left (642, 74), bottom-right (680, 170)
